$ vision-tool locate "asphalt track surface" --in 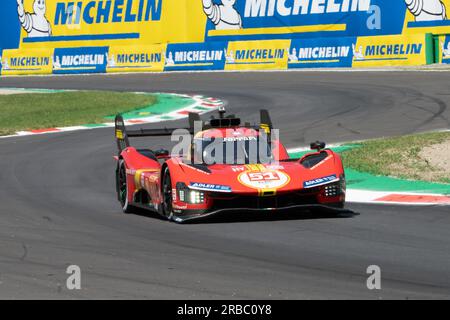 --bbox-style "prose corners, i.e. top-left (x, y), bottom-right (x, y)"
top-left (0, 72), bottom-right (450, 299)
